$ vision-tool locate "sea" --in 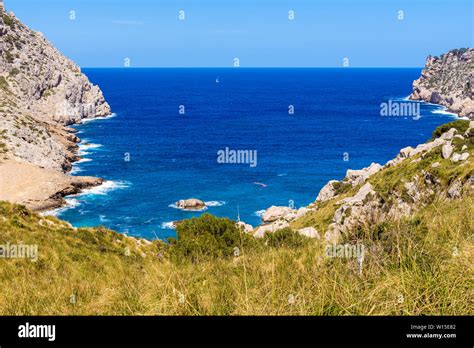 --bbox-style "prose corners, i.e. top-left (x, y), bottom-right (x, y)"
top-left (52, 68), bottom-right (458, 240)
